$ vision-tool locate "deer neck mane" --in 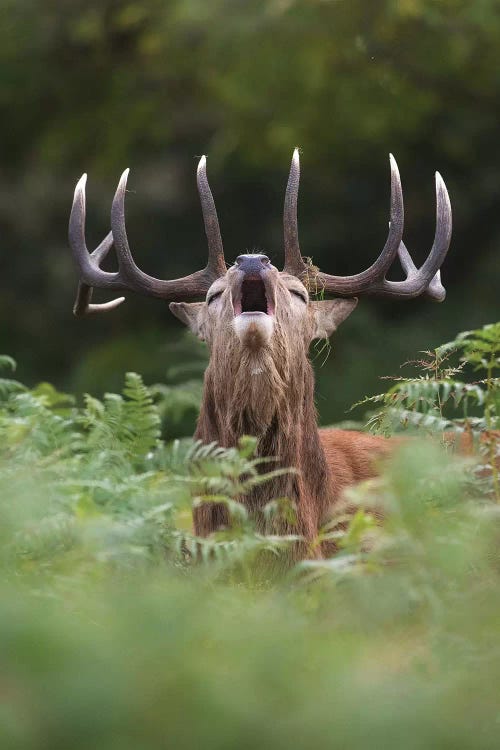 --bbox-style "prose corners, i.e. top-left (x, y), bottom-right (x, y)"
top-left (194, 344), bottom-right (331, 538)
